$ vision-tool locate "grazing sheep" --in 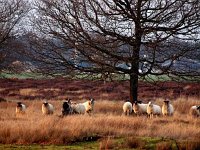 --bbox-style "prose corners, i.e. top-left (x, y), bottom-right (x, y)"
top-left (42, 101), bottom-right (54, 115)
top-left (16, 102), bottom-right (26, 115)
top-left (123, 101), bottom-right (133, 116)
top-left (62, 99), bottom-right (73, 116)
top-left (147, 101), bottom-right (161, 118)
top-left (189, 105), bottom-right (200, 117)
top-left (162, 100), bottom-right (174, 116)
top-left (133, 101), bottom-right (148, 115)
top-left (72, 98), bottom-right (95, 115)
